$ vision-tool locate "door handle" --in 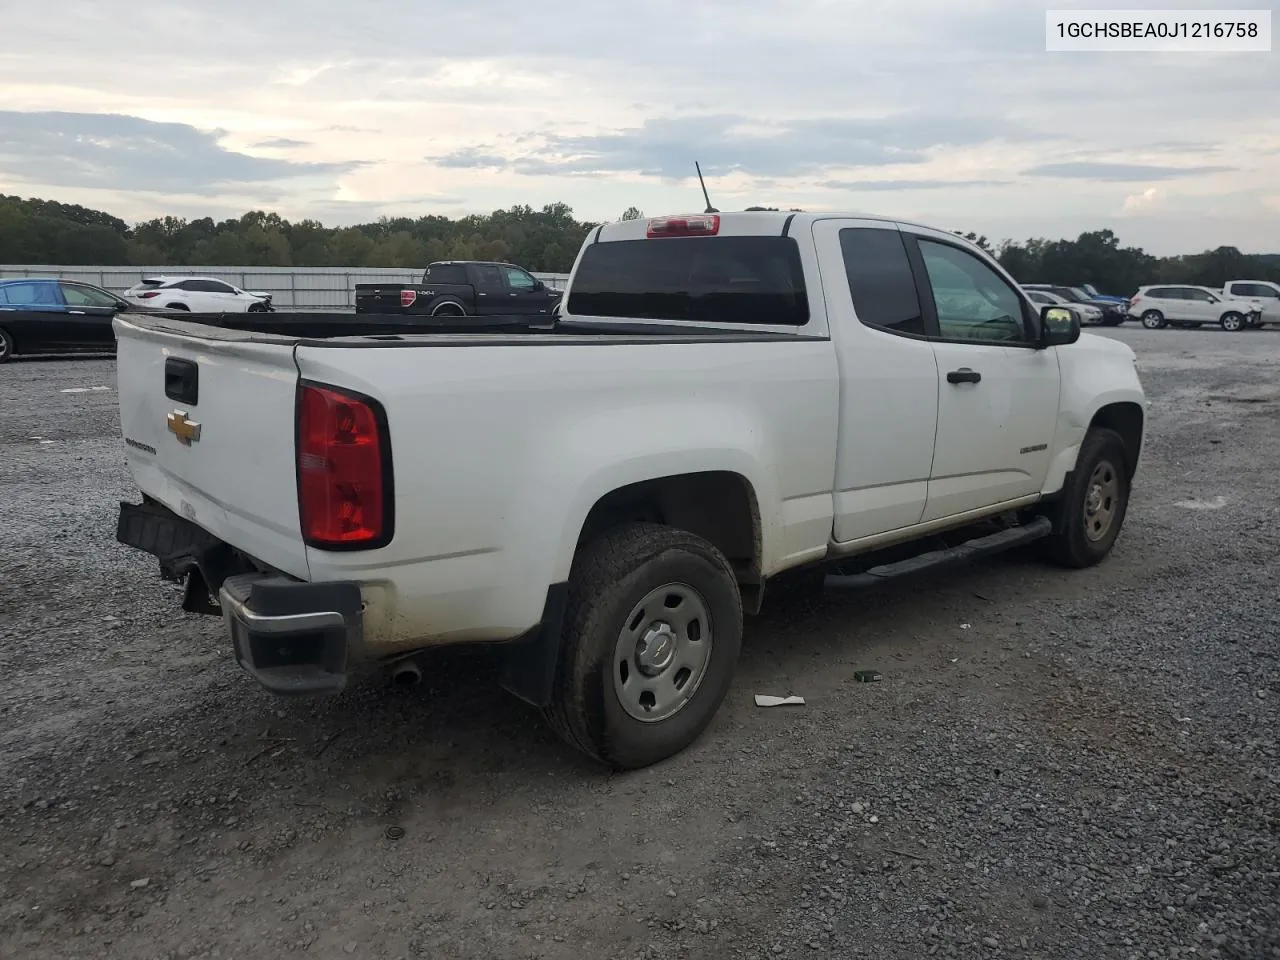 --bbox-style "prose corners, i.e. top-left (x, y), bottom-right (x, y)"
top-left (947, 368), bottom-right (981, 384)
top-left (68, 310), bottom-right (86, 315)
